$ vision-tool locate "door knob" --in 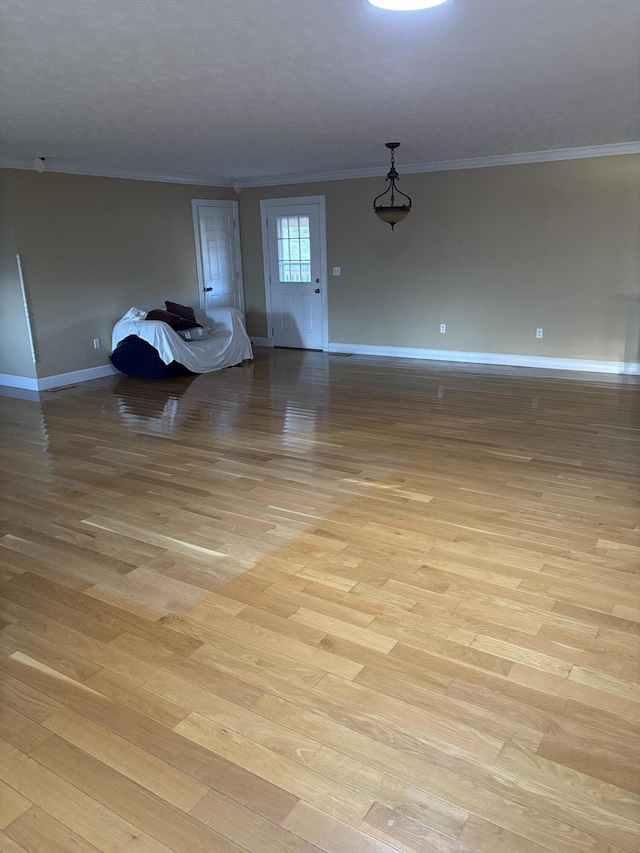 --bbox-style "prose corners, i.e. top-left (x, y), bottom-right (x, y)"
top-left (204, 287), bottom-right (213, 292)
top-left (314, 288), bottom-right (320, 294)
